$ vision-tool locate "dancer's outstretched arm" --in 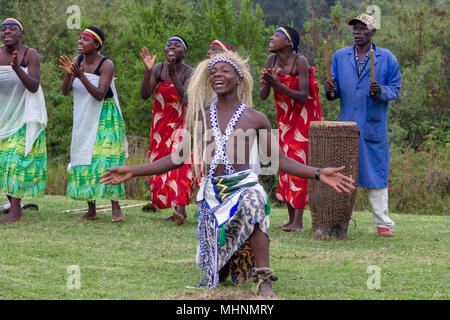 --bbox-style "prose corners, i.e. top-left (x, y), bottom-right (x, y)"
top-left (100, 139), bottom-right (188, 185)
top-left (255, 110), bottom-right (355, 194)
